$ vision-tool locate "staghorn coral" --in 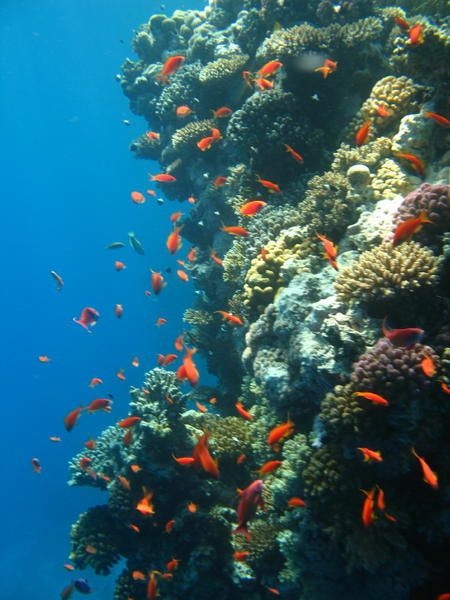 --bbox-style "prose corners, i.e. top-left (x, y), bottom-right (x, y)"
top-left (335, 241), bottom-right (439, 306)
